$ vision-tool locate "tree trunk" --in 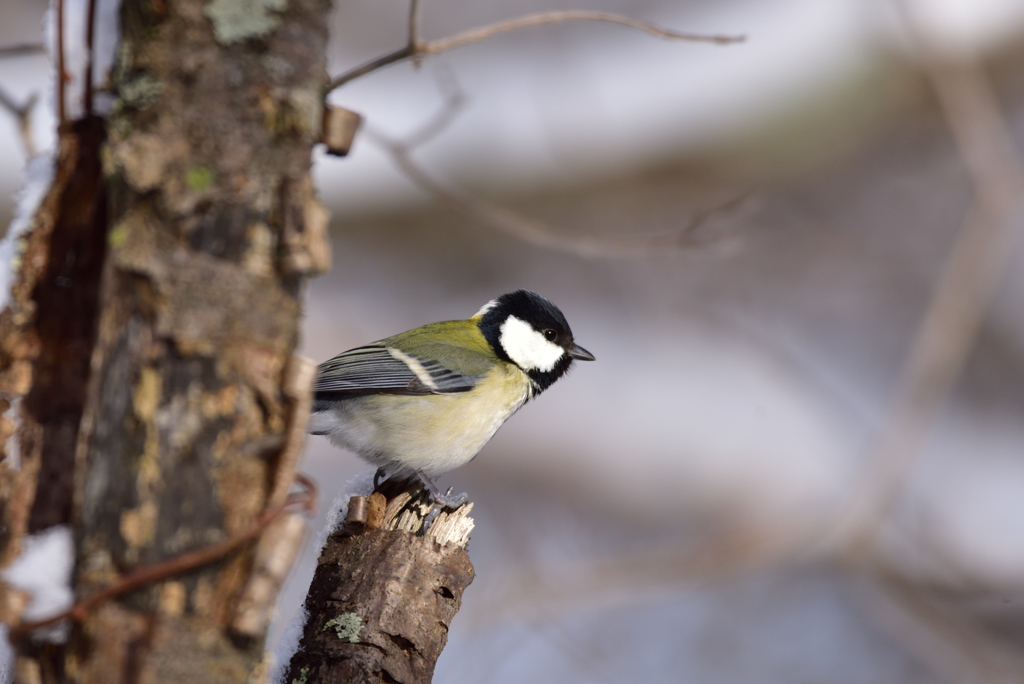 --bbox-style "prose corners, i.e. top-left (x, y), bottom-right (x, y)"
top-left (1, 0), bottom-right (332, 680)
top-left (284, 484), bottom-right (475, 684)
